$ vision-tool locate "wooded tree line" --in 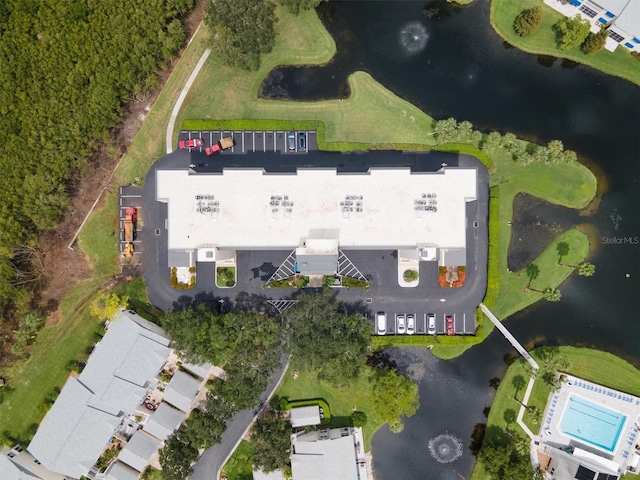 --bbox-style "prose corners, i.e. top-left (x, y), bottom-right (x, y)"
top-left (0, 0), bottom-right (193, 321)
